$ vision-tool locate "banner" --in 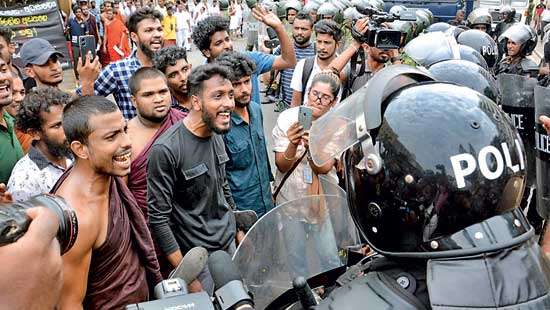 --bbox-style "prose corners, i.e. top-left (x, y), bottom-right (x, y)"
top-left (0, 0), bottom-right (71, 68)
